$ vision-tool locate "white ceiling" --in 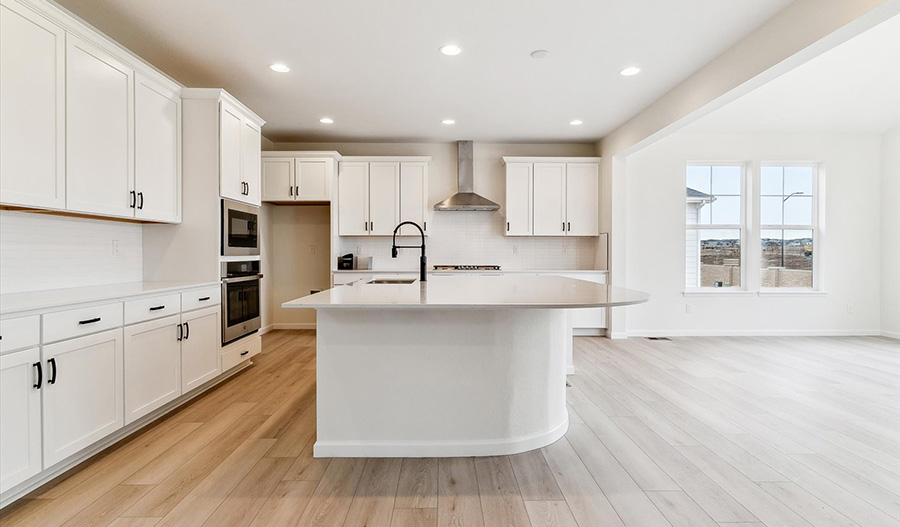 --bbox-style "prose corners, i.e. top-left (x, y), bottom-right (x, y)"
top-left (56, 0), bottom-right (793, 142)
top-left (686, 15), bottom-right (900, 134)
